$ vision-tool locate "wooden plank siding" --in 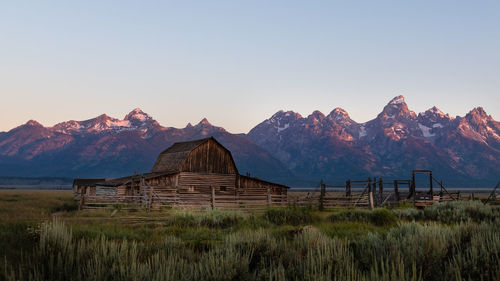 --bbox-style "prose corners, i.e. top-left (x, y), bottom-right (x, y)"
top-left (181, 139), bottom-right (238, 174)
